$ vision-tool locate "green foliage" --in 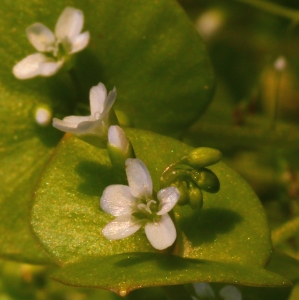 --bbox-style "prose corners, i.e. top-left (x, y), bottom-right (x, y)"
top-left (30, 130), bottom-right (288, 292)
top-left (0, 0), bottom-right (213, 263)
